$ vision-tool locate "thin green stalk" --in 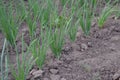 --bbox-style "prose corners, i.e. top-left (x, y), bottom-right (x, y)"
top-left (78, 0), bottom-right (96, 35)
top-left (0, 1), bottom-right (19, 46)
top-left (31, 27), bottom-right (51, 68)
top-left (1, 39), bottom-right (7, 80)
top-left (69, 19), bottom-right (80, 42)
top-left (50, 13), bottom-right (72, 58)
top-left (4, 53), bottom-right (8, 80)
top-left (11, 35), bottom-right (36, 80)
top-left (98, 5), bottom-right (118, 28)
